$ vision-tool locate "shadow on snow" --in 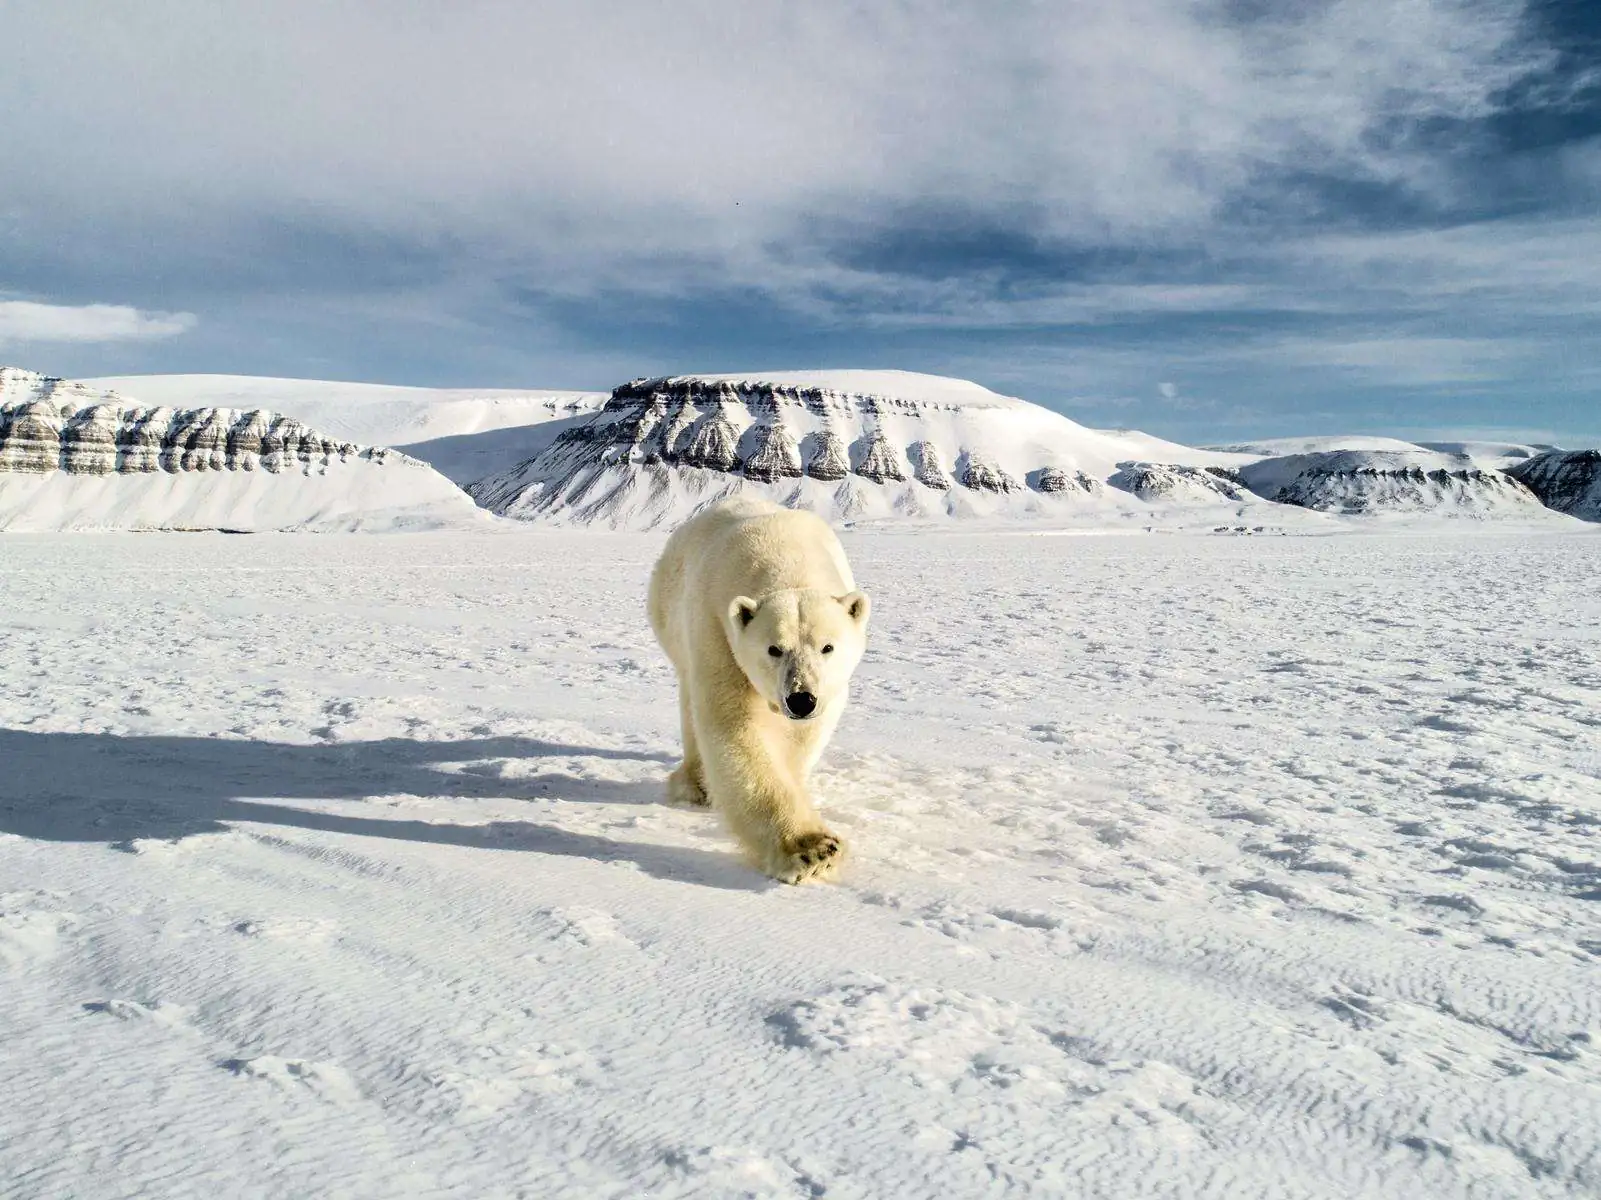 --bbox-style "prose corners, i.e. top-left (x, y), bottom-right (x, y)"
top-left (0, 729), bottom-right (765, 891)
